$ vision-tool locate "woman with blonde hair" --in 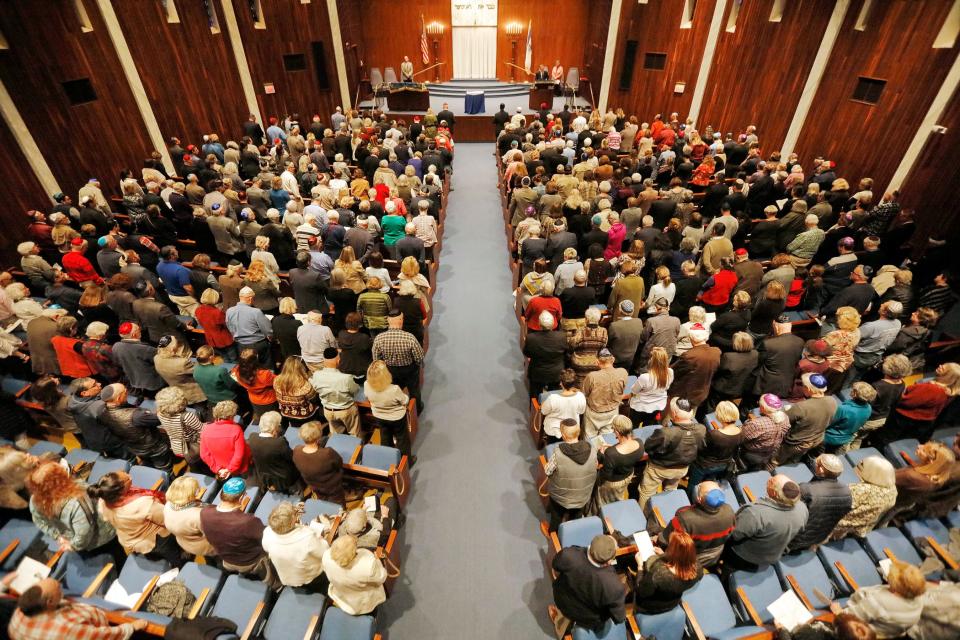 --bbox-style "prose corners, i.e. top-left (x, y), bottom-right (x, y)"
top-left (195, 288), bottom-right (237, 361)
top-left (218, 262), bottom-right (245, 309)
top-left (824, 306), bottom-right (862, 393)
top-left (335, 245), bottom-right (367, 294)
top-left (163, 475), bottom-right (216, 558)
top-left (274, 356), bottom-right (318, 422)
top-left (250, 236), bottom-right (281, 285)
top-left (364, 360), bottom-right (413, 460)
top-left (688, 401), bottom-right (742, 496)
top-left (78, 284), bottom-right (118, 338)
top-left (841, 560), bottom-right (925, 638)
top-left (243, 259), bottom-right (281, 314)
top-left (321, 535), bottom-right (388, 615)
top-left (394, 279), bottom-right (426, 344)
top-left (645, 265), bottom-right (676, 315)
top-left (629, 346), bottom-right (673, 426)
top-left (349, 167), bottom-right (370, 200)
top-left (154, 334), bottom-right (207, 405)
top-left (398, 256), bottom-right (431, 312)
top-left (831, 455), bottom-right (897, 539)
top-left (883, 441), bottom-right (956, 526)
